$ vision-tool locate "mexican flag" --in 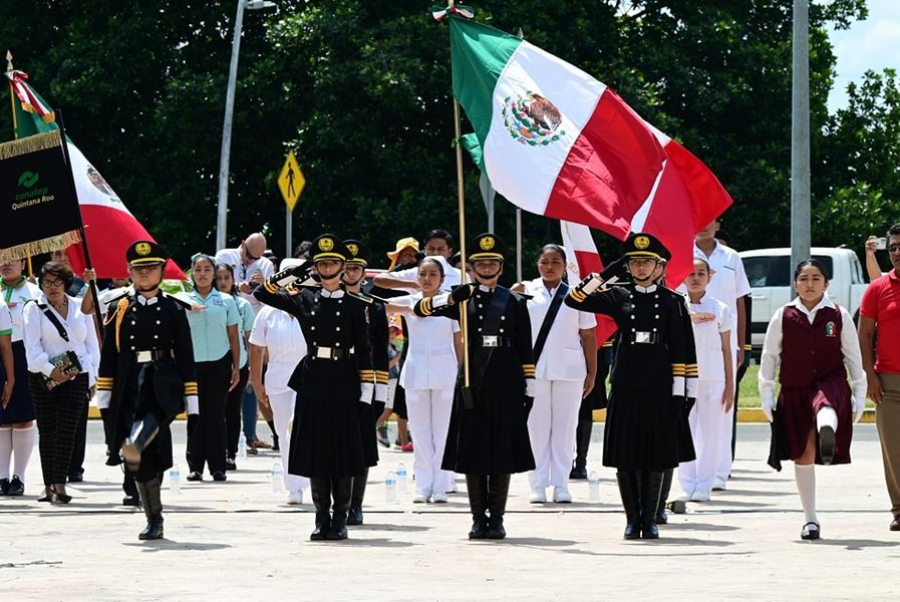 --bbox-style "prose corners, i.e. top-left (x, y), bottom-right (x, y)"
top-left (560, 221), bottom-right (618, 346)
top-left (450, 17), bottom-right (666, 240)
top-left (5, 70), bottom-right (185, 279)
